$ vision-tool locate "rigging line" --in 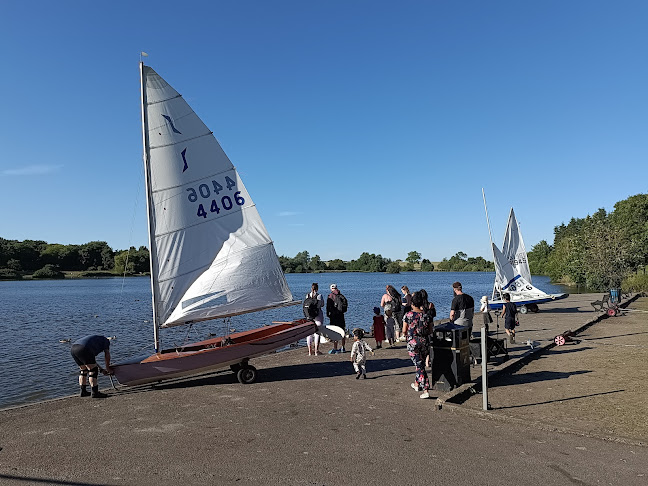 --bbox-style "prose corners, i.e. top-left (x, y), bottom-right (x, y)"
top-left (146, 94), bottom-right (182, 106)
top-left (120, 167), bottom-right (145, 293)
top-left (149, 131), bottom-right (212, 150)
top-left (120, 341), bottom-right (156, 362)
